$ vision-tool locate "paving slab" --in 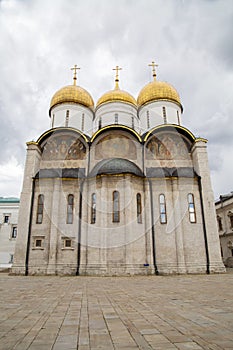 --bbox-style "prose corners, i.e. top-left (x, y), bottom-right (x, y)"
top-left (0, 273), bottom-right (232, 349)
